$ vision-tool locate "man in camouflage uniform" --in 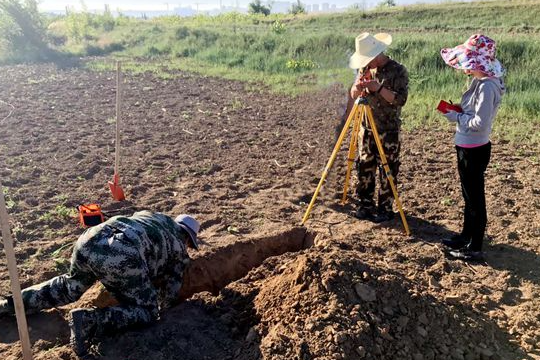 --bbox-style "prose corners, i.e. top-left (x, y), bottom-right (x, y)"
top-left (346, 32), bottom-right (409, 223)
top-left (0, 210), bottom-right (200, 357)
